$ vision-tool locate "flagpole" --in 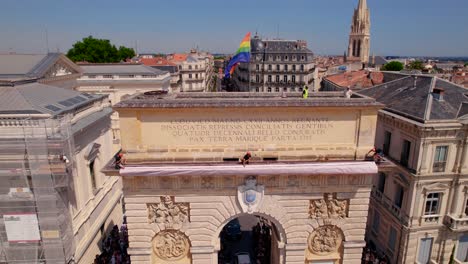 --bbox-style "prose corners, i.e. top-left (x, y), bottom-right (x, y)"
top-left (249, 62), bottom-right (251, 92)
